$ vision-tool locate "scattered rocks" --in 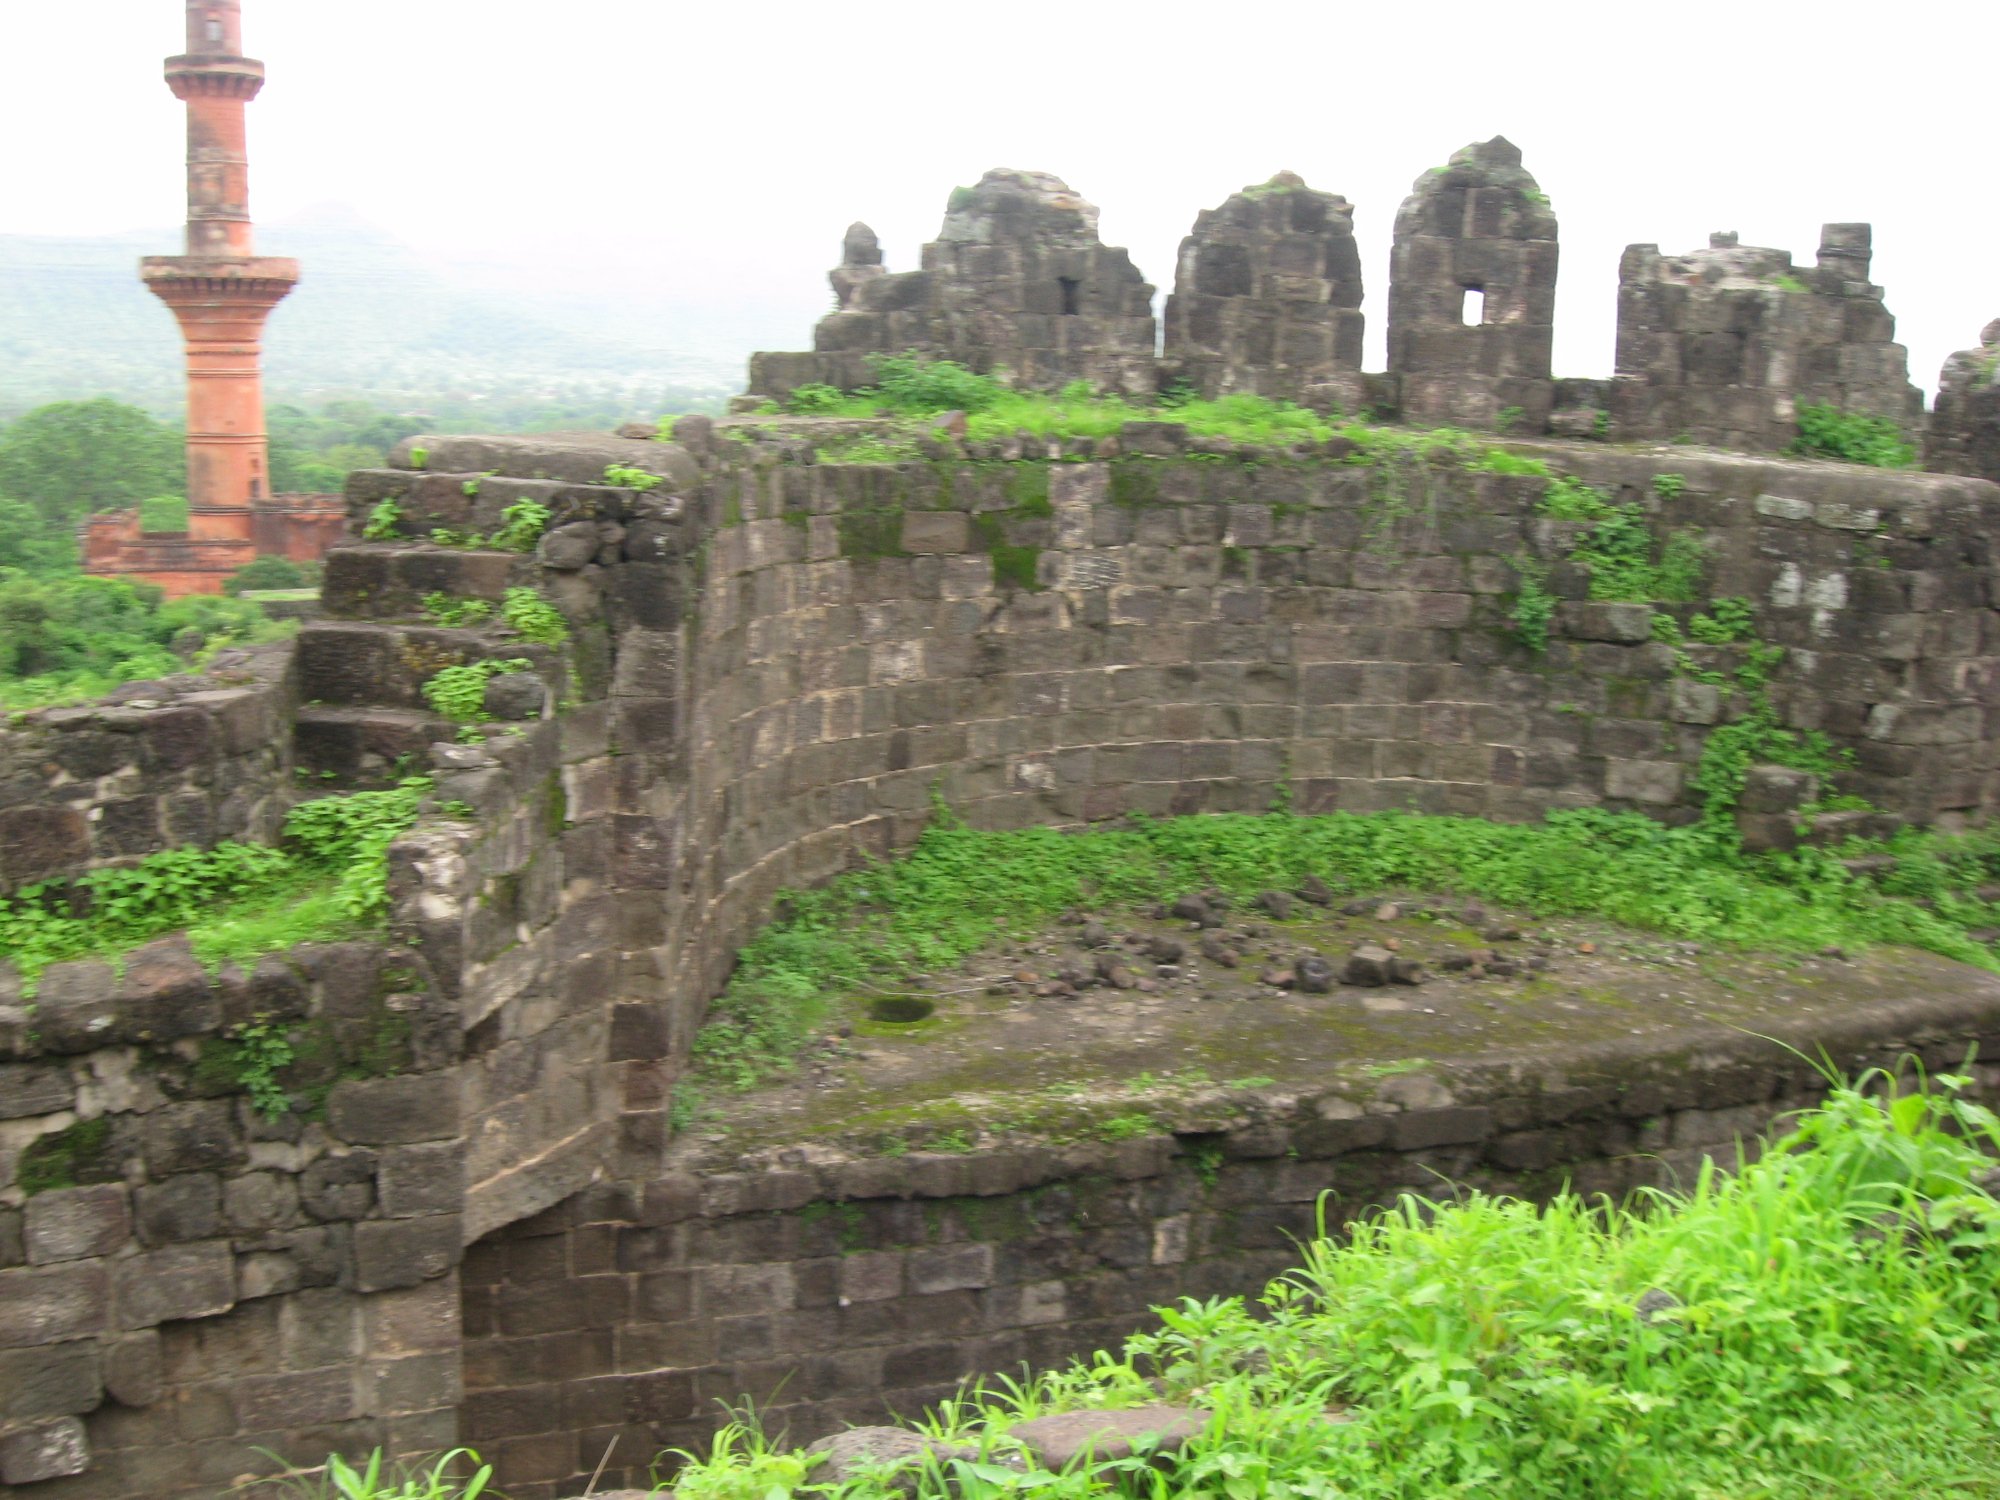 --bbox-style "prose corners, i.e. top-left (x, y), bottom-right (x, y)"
top-left (1341, 898), bottom-right (1375, 917)
top-left (1080, 921), bottom-right (1111, 948)
top-left (1148, 936), bottom-right (1187, 964)
top-left (1483, 925), bottom-right (1523, 943)
top-left (1198, 933), bottom-right (1239, 969)
top-left (1257, 889), bottom-right (1294, 920)
top-left (806, 1427), bottom-right (973, 1496)
top-left (1374, 901), bottom-right (1402, 922)
top-left (1297, 874), bottom-right (1333, 906)
top-left (1294, 955), bottom-right (1335, 993)
top-left (1258, 965), bottom-right (1295, 988)
top-left (1170, 895), bottom-right (1209, 923)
